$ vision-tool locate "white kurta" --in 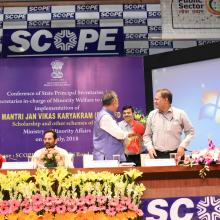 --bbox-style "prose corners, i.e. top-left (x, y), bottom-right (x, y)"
top-left (32, 146), bottom-right (73, 168)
